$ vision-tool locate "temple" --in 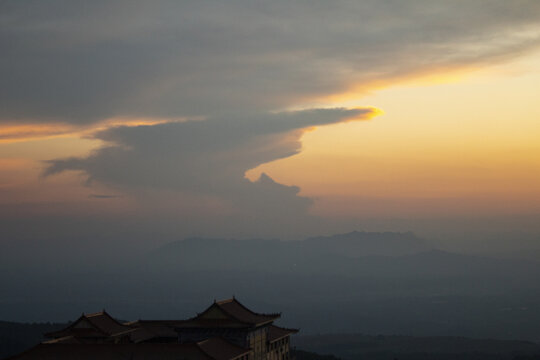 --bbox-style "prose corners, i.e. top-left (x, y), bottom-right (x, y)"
top-left (8, 298), bottom-right (298, 360)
